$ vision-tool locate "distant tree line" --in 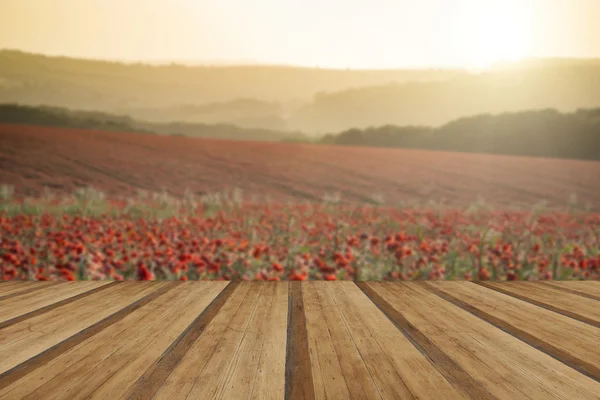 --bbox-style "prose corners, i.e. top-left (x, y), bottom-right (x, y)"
top-left (1, 103), bottom-right (599, 161)
top-left (317, 108), bottom-right (600, 161)
top-left (0, 103), bottom-right (308, 142)
top-left (0, 103), bottom-right (154, 133)
top-left (288, 67), bottom-right (600, 133)
top-left (134, 120), bottom-right (308, 142)
top-left (0, 49), bottom-right (463, 121)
